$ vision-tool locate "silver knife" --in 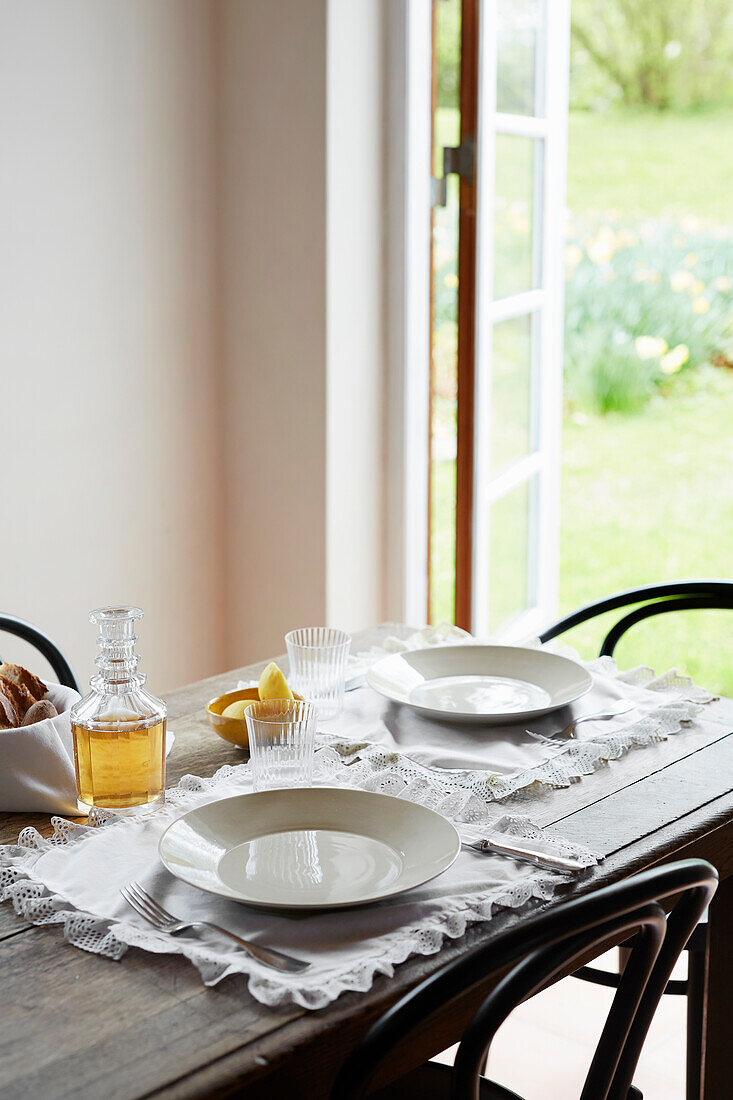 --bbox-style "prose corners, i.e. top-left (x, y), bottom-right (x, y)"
top-left (461, 837), bottom-right (588, 872)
